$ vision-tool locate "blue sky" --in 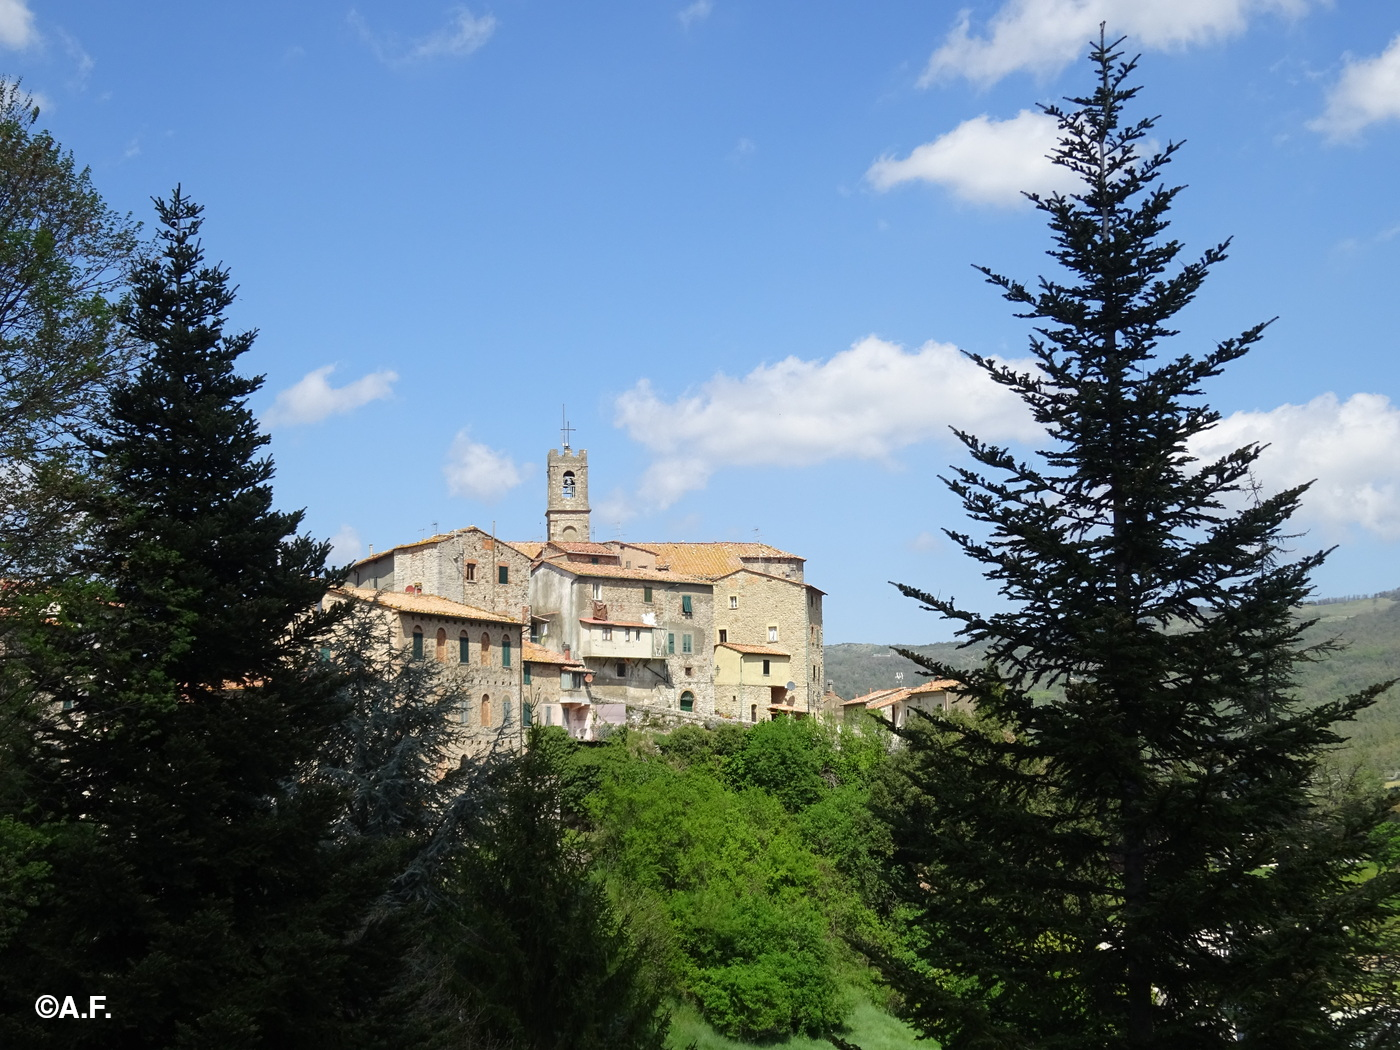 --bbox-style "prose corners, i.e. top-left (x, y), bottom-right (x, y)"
top-left (6, 0), bottom-right (1400, 643)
